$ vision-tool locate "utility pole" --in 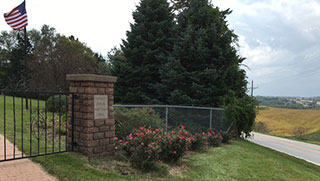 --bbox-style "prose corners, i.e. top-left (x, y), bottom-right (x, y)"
top-left (251, 80), bottom-right (258, 97)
